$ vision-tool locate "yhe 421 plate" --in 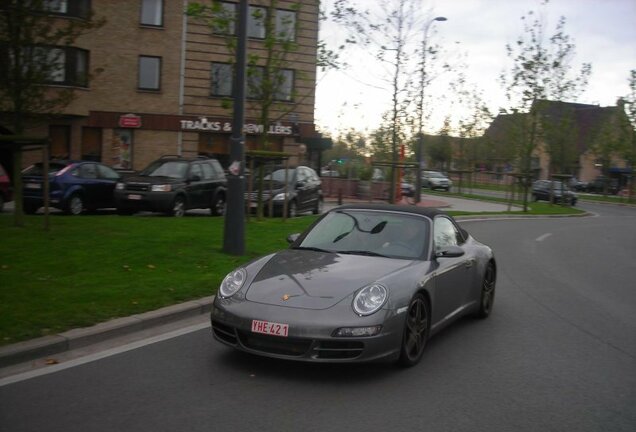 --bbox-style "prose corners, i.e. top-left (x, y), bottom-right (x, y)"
top-left (251, 319), bottom-right (289, 337)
